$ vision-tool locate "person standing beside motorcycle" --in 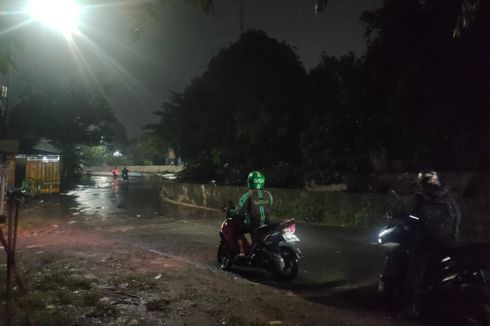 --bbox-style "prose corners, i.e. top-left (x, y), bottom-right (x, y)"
top-left (397, 170), bottom-right (461, 318)
top-left (228, 171), bottom-right (273, 257)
